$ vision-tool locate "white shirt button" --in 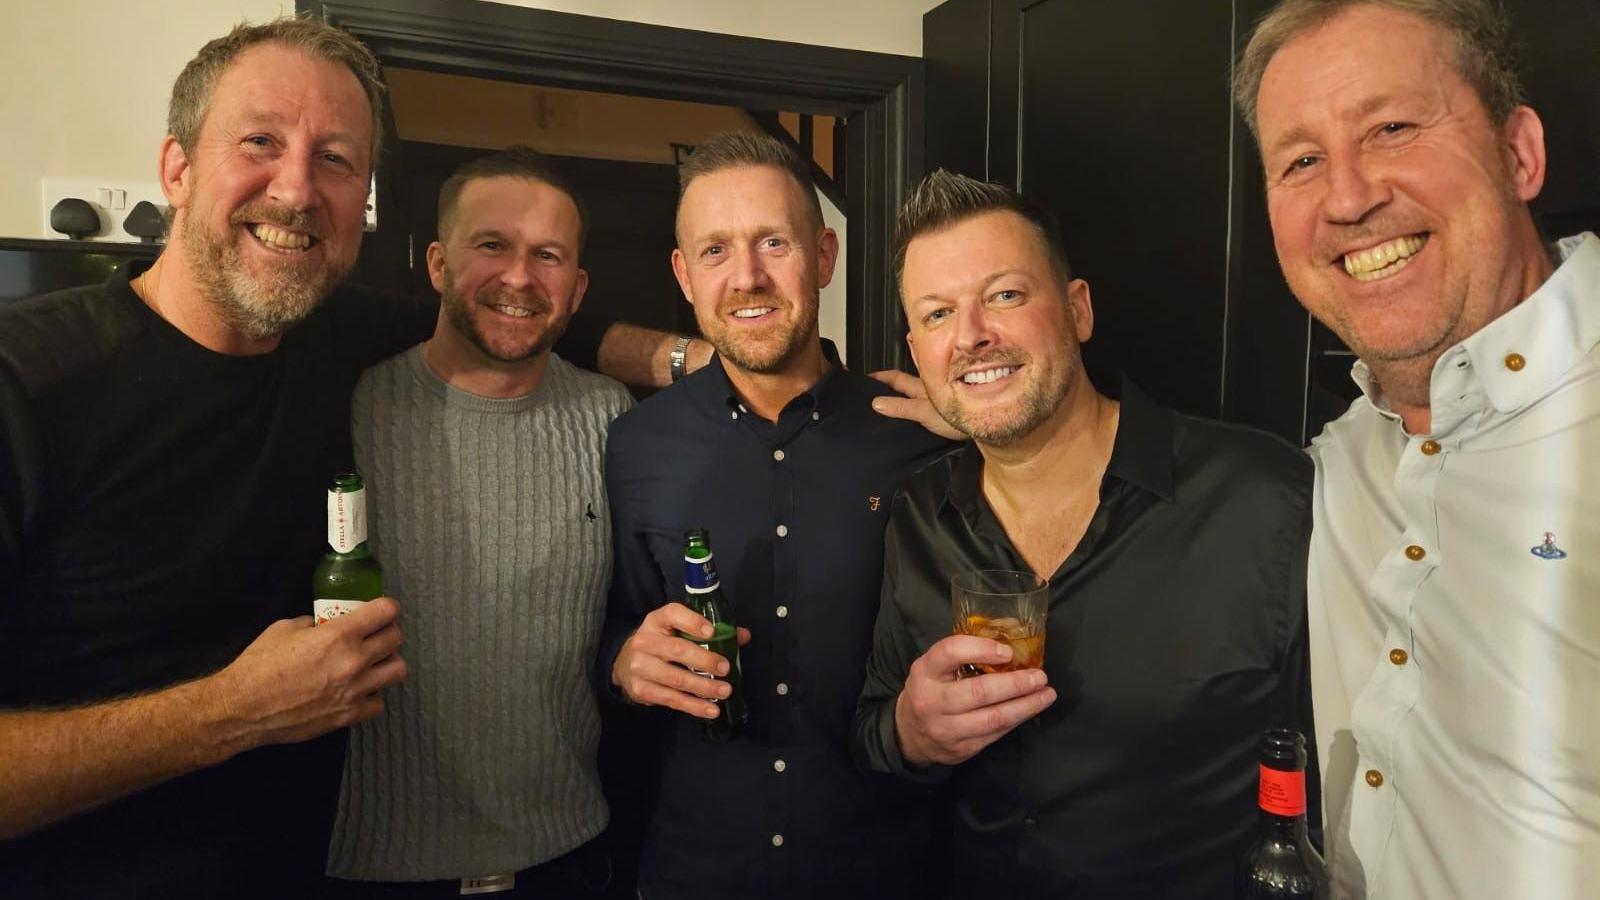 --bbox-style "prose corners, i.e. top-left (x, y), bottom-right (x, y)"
top-left (771, 834), bottom-right (784, 847)
top-left (776, 605), bottom-right (788, 618)
top-left (811, 411), bottom-right (820, 421)
top-left (776, 682), bottom-right (789, 696)
top-left (773, 449), bottom-right (786, 461)
top-left (776, 524), bottom-right (789, 537)
top-left (773, 759), bottom-right (787, 773)
top-left (730, 410), bottom-right (738, 420)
